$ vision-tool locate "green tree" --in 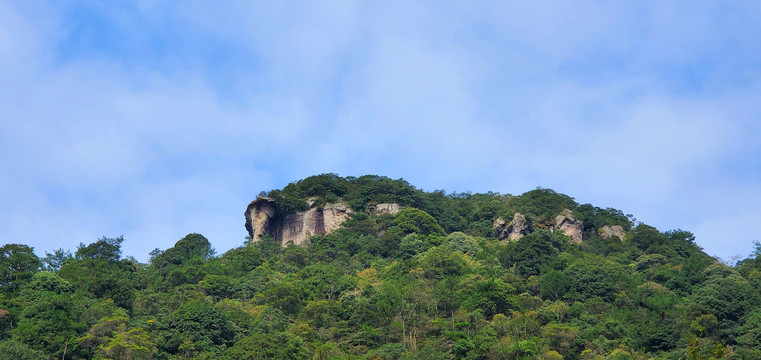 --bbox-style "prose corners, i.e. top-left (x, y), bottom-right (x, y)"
top-left (219, 246), bottom-right (263, 275)
top-left (159, 300), bottom-right (237, 354)
top-left (500, 230), bottom-right (563, 276)
top-left (389, 208), bottom-right (445, 236)
top-left (0, 244), bottom-right (42, 292)
top-left (464, 278), bottom-right (516, 318)
top-left (540, 270), bottom-right (571, 301)
top-left (41, 248), bottom-right (72, 272)
top-left (75, 236), bottom-right (124, 261)
top-left (692, 271), bottom-right (756, 335)
top-left (398, 234), bottom-right (427, 259)
top-left (59, 237), bottom-right (138, 309)
top-left (13, 292), bottom-right (85, 357)
top-left (509, 188), bottom-right (577, 220)
top-left (151, 233), bottom-right (215, 268)
top-left (0, 340), bottom-right (47, 360)
top-left (222, 332), bottom-right (310, 360)
top-left (565, 255), bottom-right (629, 302)
top-left (446, 232), bottom-right (480, 255)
